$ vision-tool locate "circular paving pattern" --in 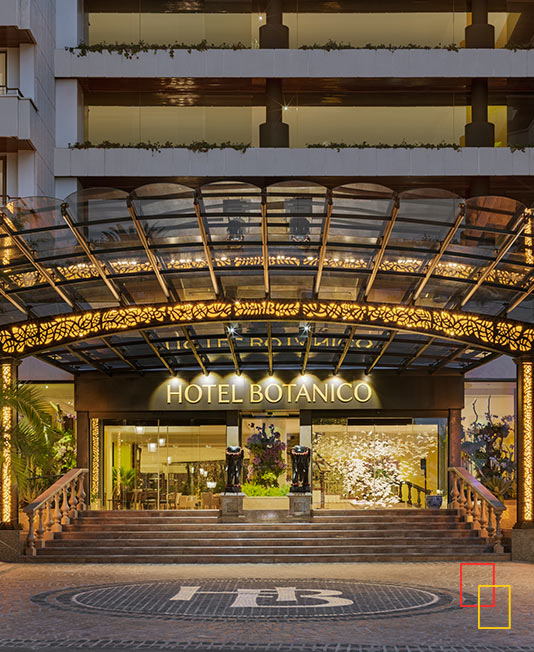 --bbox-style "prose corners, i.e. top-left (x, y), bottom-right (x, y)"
top-left (32, 579), bottom-right (458, 621)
